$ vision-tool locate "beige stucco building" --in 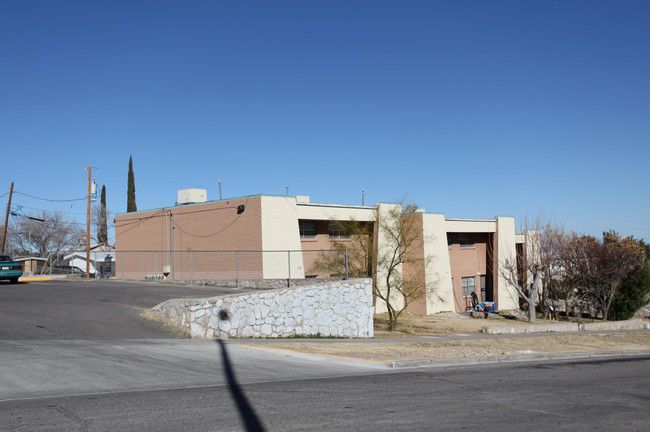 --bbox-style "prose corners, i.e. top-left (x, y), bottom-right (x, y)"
top-left (115, 192), bottom-right (527, 314)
